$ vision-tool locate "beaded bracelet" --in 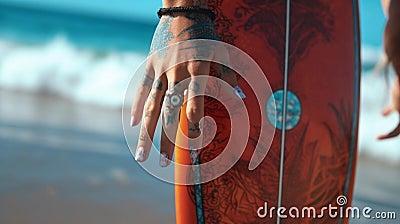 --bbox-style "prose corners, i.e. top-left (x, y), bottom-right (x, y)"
top-left (157, 6), bottom-right (216, 21)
